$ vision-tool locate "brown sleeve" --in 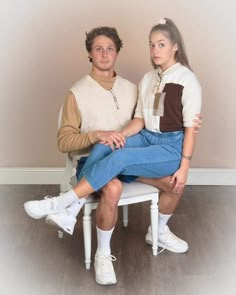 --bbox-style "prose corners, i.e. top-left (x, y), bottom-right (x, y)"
top-left (57, 91), bottom-right (99, 153)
